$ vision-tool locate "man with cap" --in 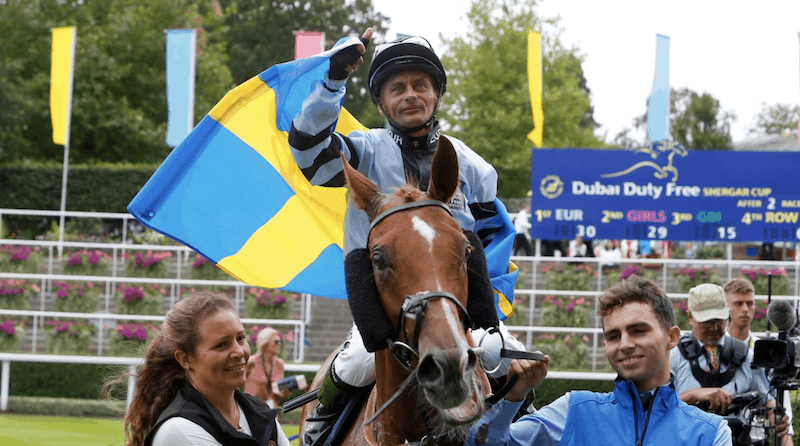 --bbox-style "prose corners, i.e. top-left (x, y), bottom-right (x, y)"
top-left (288, 28), bottom-right (524, 445)
top-left (670, 283), bottom-right (789, 442)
